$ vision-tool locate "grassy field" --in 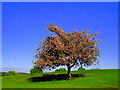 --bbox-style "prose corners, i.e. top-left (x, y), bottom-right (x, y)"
top-left (2, 69), bottom-right (119, 88)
